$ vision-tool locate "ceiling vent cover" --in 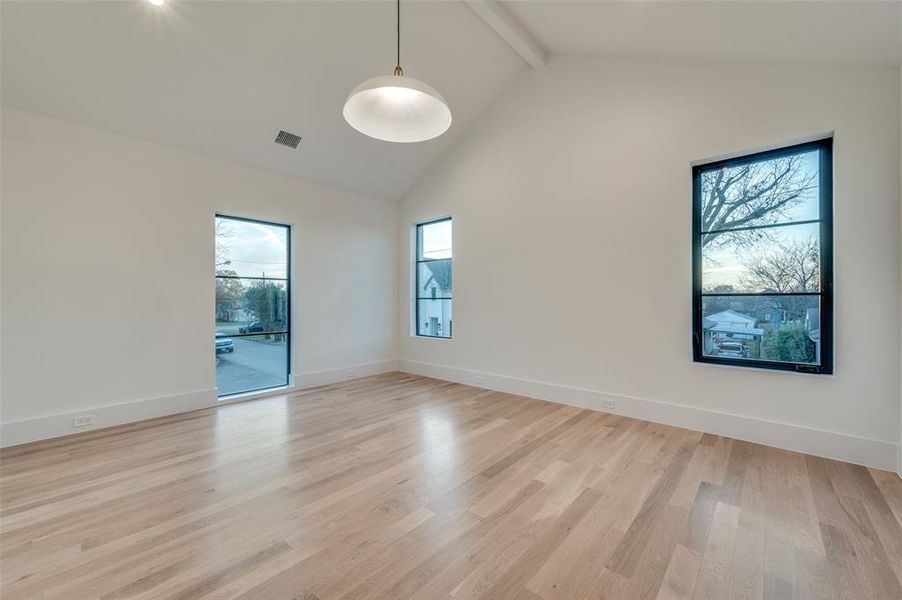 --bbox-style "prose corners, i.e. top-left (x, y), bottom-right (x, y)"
top-left (274, 130), bottom-right (302, 149)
